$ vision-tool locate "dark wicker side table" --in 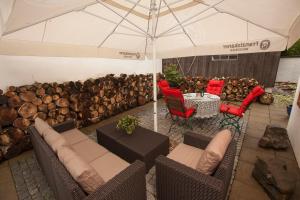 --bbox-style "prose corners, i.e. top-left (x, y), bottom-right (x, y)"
top-left (96, 122), bottom-right (169, 171)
